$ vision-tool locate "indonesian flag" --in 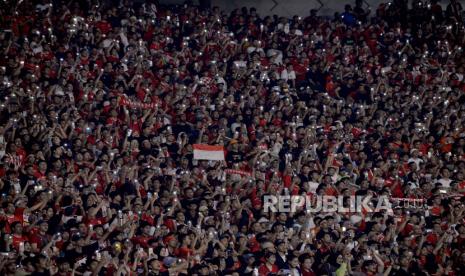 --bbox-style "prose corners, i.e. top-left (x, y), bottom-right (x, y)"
top-left (193, 144), bottom-right (225, 161)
